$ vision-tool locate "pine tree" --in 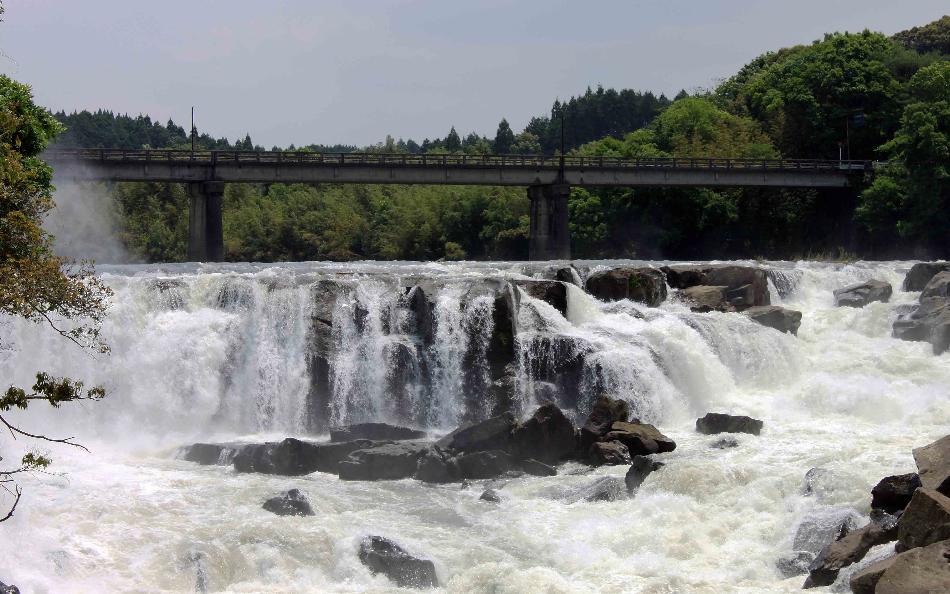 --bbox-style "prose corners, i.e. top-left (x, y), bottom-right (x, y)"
top-left (444, 126), bottom-right (461, 152)
top-left (493, 118), bottom-right (515, 154)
